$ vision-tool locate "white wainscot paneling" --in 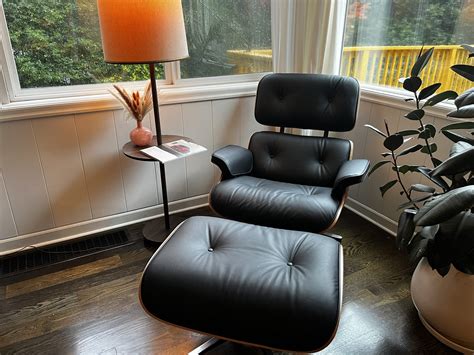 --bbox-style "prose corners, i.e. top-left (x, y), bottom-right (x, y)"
top-left (33, 115), bottom-right (92, 226)
top-left (114, 111), bottom-right (159, 211)
top-left (75, 111), bottom-right (127, 218)
top-left (154, 104), bottom-right (188, 202)
top-left (0, 171), bottom-right (17, 239)
top-left (182, 101), bottom-right (214, 197)
top-left (0, 120), bottom-right (54, 235)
